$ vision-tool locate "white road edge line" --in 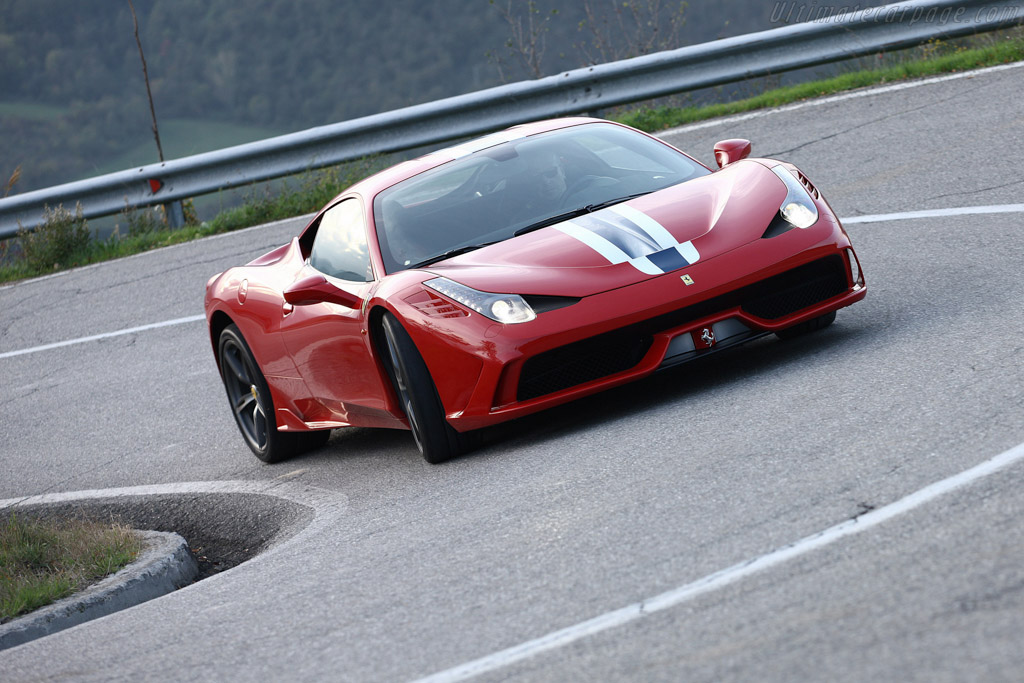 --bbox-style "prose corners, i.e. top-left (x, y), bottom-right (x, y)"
top-left (0, 479), bottom-right (345, 516)
top-left (0, 314), bottom-right (205, 360)
top-left (662, 60), bottom-right (1024, 135)
top-left (843, 203), bottom-right (1024, 224)
top-left (4, 202), bottom-right (1024, 361)
top-left (412, 438), bottom-right (1024, 683)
